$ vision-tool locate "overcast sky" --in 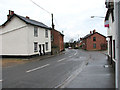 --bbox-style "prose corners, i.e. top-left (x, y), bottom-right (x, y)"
top-left (0, 0), bottom-right (107, 42)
